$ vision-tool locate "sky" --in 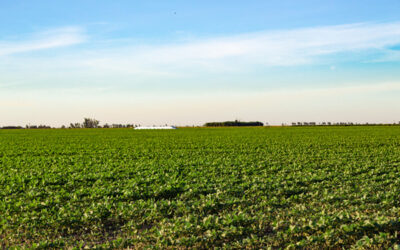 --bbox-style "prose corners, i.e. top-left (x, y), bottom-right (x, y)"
top-left (1, 0), bottom-right (400, 126)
